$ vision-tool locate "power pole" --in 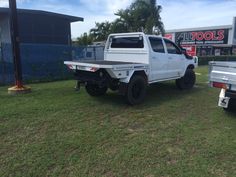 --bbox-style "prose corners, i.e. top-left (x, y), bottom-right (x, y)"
top-left (8, 0), bottom-right (31, 94)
